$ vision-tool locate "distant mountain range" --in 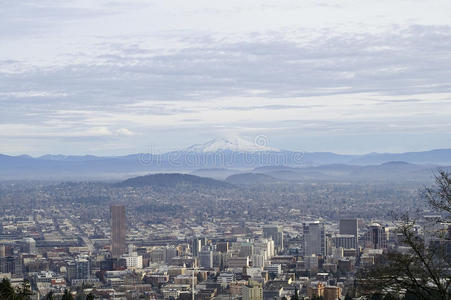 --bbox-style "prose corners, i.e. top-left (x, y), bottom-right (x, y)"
top-left (0, 137), bottom-right (450, 180)
top-left (224, 161), bottom-right (448, 184)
